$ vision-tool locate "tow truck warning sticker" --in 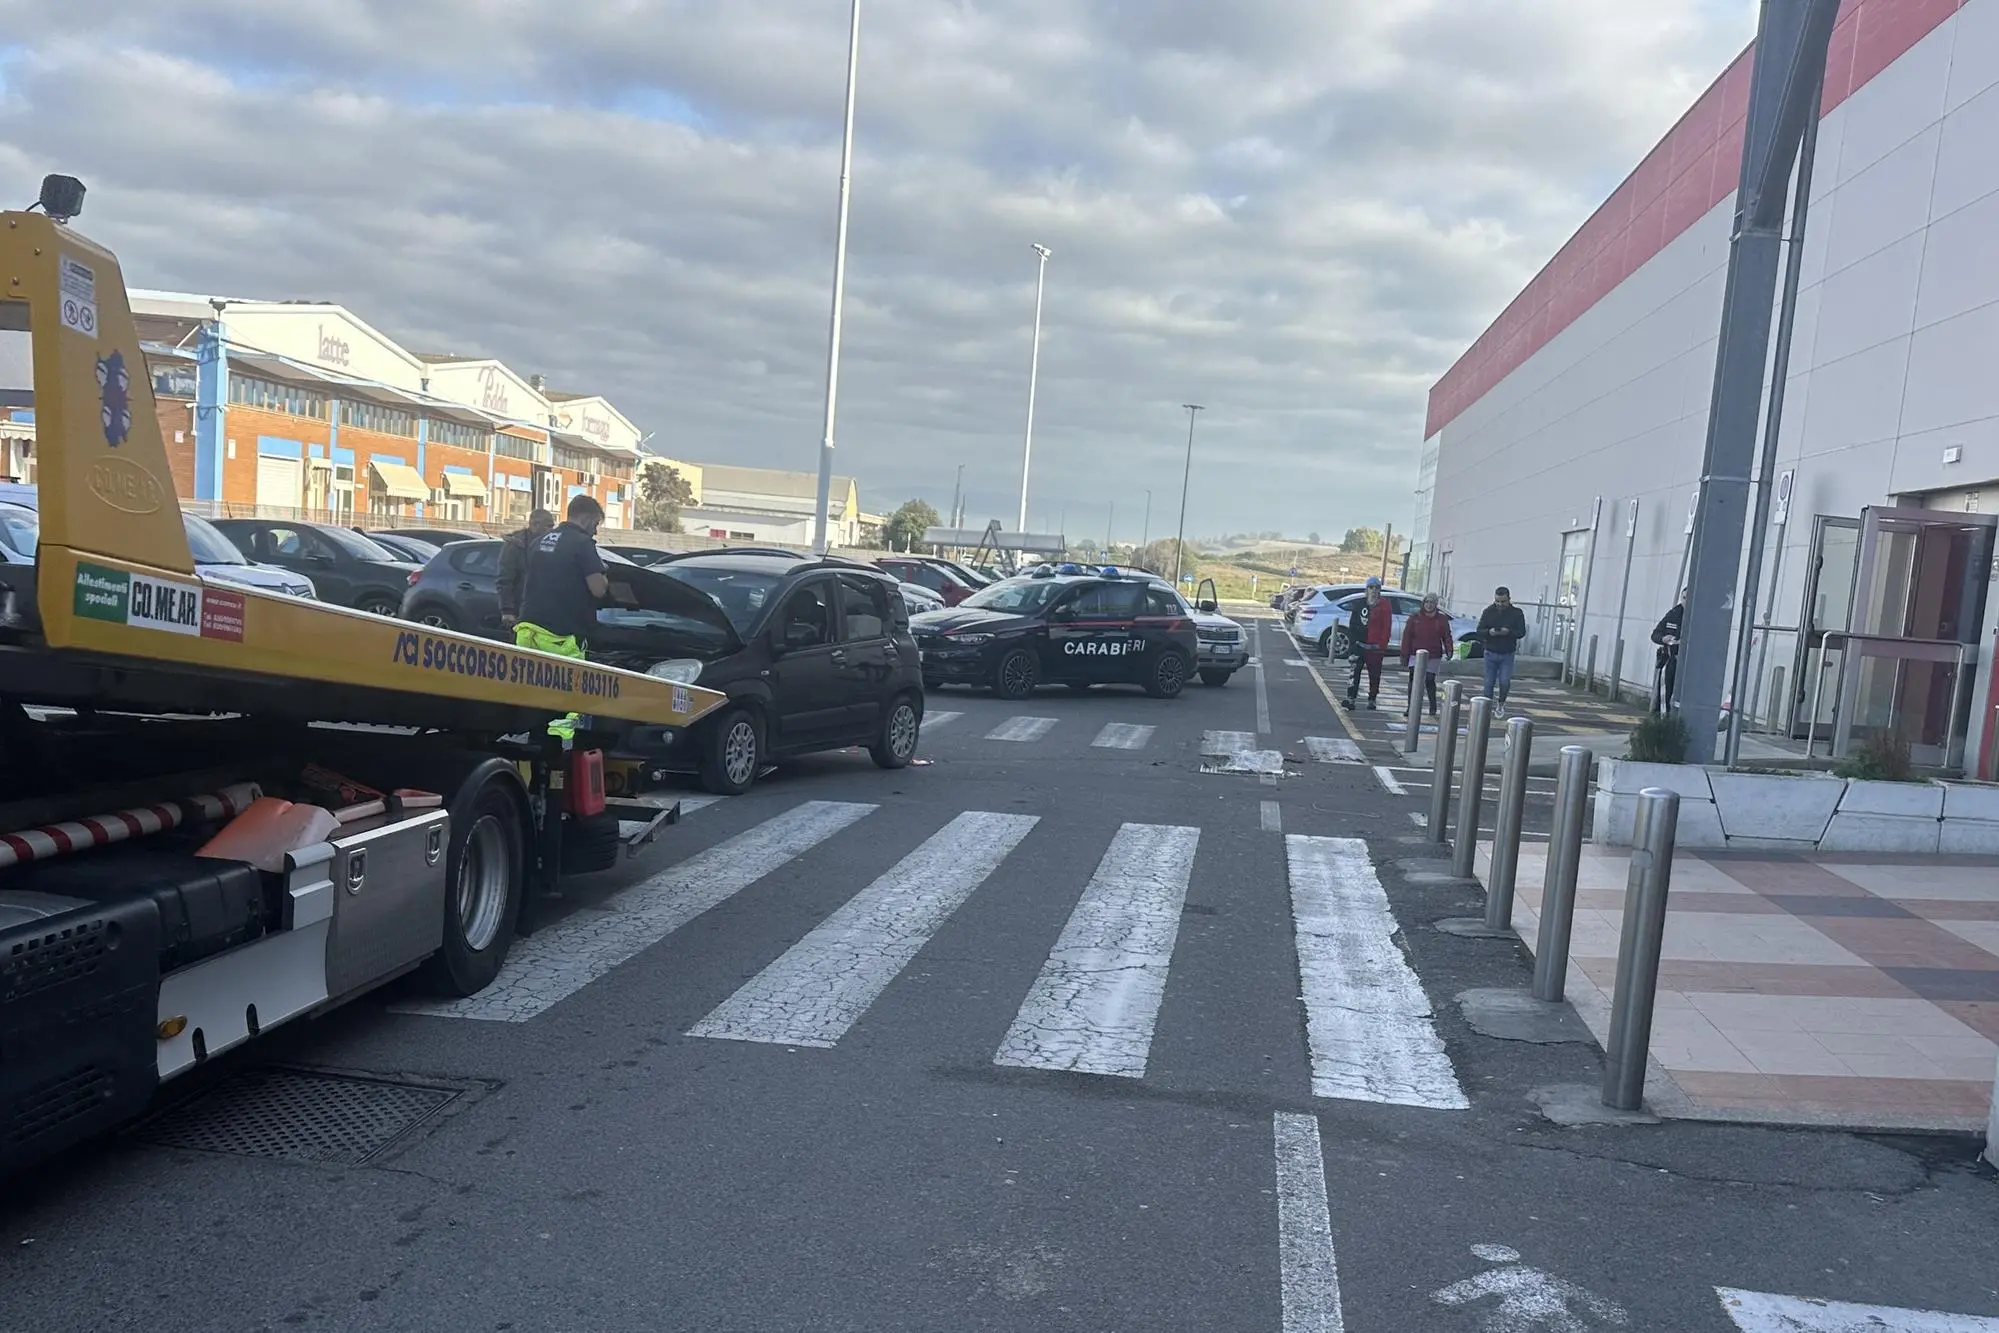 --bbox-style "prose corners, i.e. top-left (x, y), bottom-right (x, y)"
top-left (73, 562), bottom-right (241, 641)
top-left (59, 254), bottom-right (97, 338)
